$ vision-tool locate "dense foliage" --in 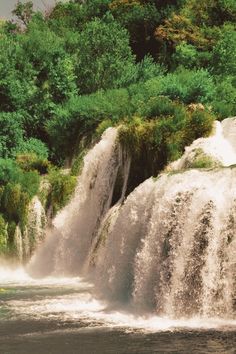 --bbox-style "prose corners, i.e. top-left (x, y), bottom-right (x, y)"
top-left (0, 0), bottom-right (235, 256)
